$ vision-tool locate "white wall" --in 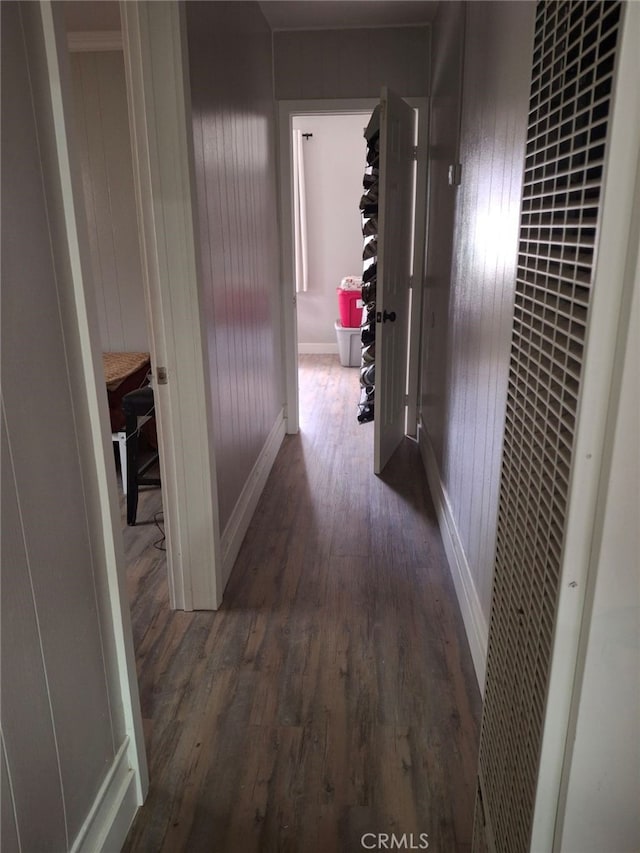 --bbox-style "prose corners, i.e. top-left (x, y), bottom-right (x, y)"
top-left (559, 235), bottom-right (640, 852)
top-left (2, 2), bottom-right (143, 847)
top-left (70, 50), bottom-right (148, 352)
top-left (420, 0), bottom-right (464, 452)
top-left (186, 1), bottom-right (283, 534)
top-left (274, 27), bottom-right (429, 100)
top-left (419, 0), bottom-right (536, 682)
top-left (558, 166), bottom-right (640, 853)
top-left (294, 113), bottom-right (368, 350)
